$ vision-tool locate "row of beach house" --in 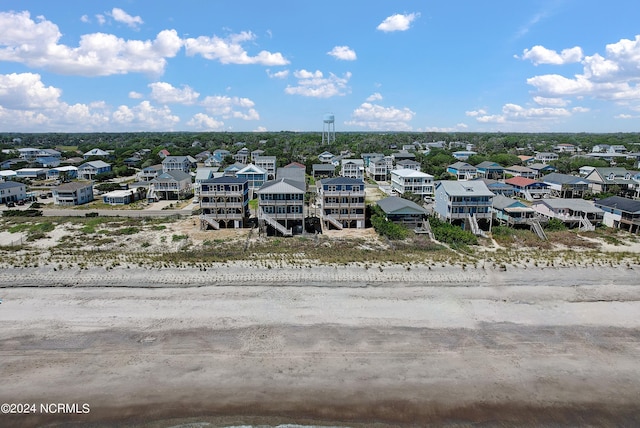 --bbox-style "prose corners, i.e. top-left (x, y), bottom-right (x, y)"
top-left (2, 146), bottom-right (640, 236)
